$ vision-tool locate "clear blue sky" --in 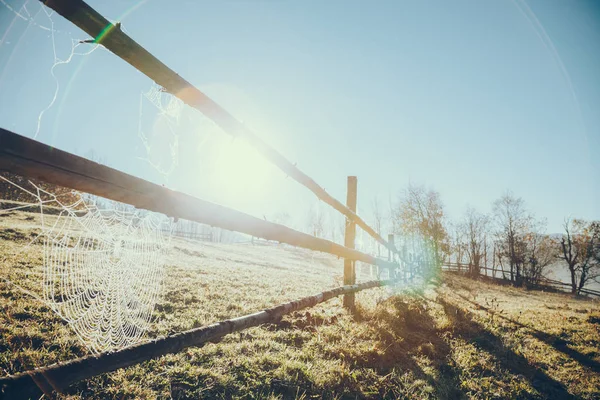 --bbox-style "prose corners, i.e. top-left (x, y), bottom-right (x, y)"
top-left (0, 0), bottom-right (598, 235)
